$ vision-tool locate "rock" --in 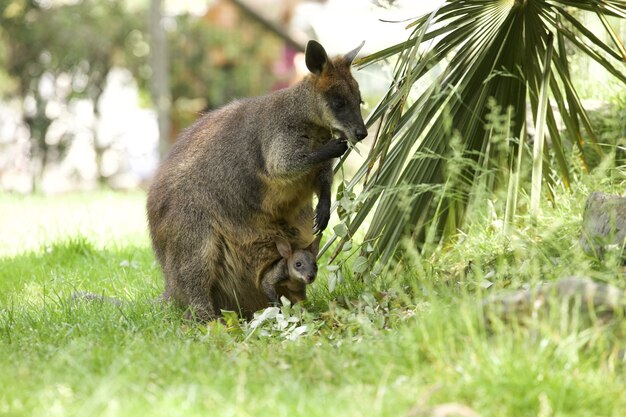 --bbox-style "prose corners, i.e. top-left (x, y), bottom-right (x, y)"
top-left (580, 192), bottom-right (626, 262)
top-left (482, 276), bottom-right (626, 323)
top-left (71, 291), bottom-right (123, 306)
